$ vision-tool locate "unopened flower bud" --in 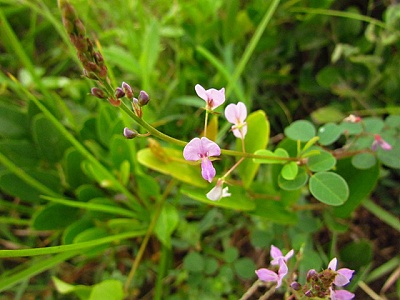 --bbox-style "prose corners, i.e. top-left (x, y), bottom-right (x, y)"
top-left (91, 87), bottom-right (105, 99)
top-left (122, 82), bottom-right (133, 98)
top-left (290, 281), bottom-right (301, 291)
top-left (115, 87), bottom-right (125, 98)
top-left (123, 127), bottom-right (138, 139)
top-left (306, 269), bottom-right (317, 282)
top-left (138, 90), bottom-right (150, 106)
top-left (74, 19), bottom-right (86, 36)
